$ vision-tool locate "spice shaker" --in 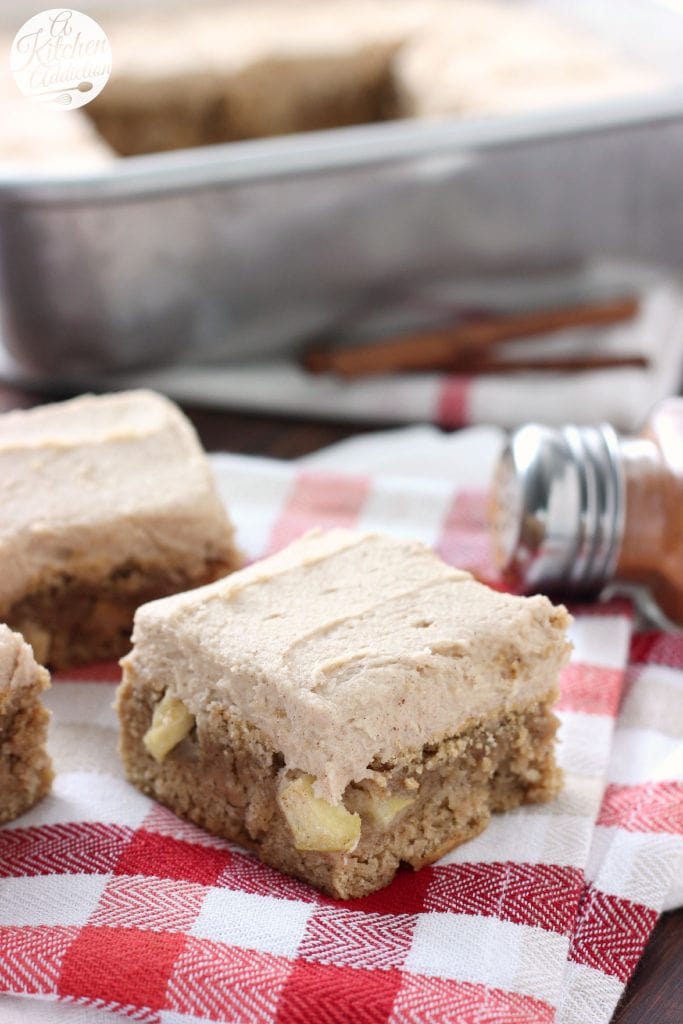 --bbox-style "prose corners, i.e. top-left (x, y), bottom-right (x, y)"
top-left (491, 397), bottom-right (683, 625)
